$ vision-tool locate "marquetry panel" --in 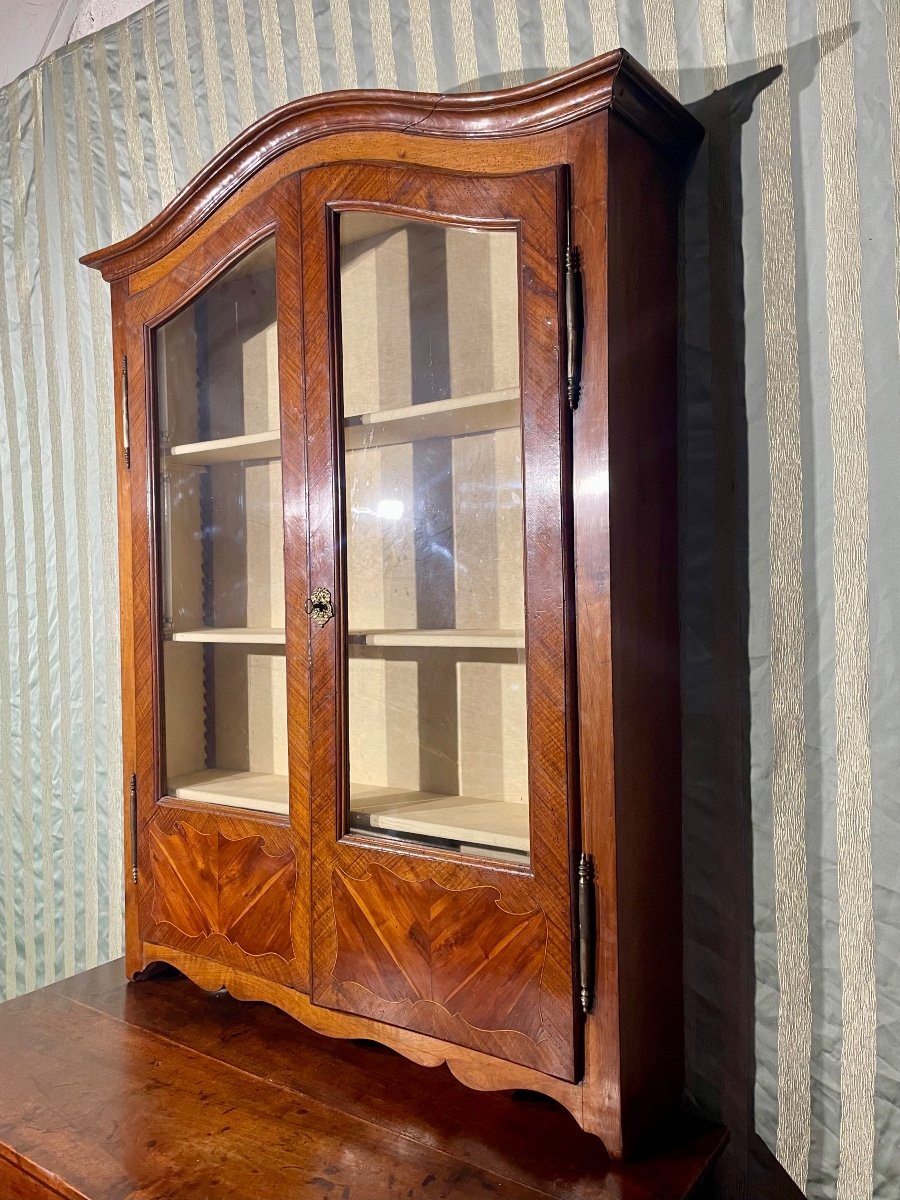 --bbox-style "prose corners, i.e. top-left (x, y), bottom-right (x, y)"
top-left (150, 822), bottom-right (295, 961)
top-left (329, 863), bottom-right (547, 1040)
